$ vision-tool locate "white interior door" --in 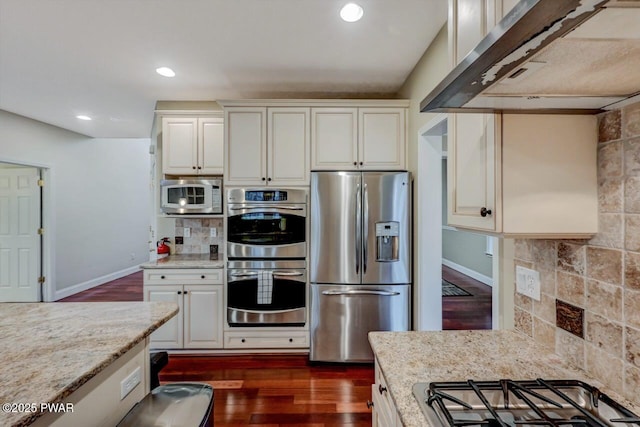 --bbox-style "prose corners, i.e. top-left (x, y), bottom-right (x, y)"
top-left (0, 167), bottom-right (41, 302)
